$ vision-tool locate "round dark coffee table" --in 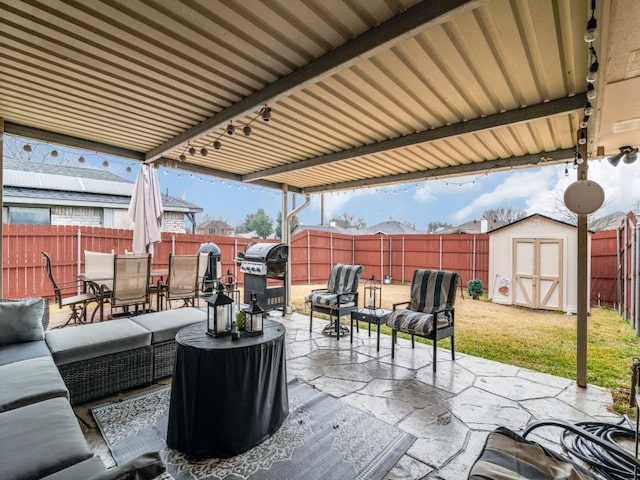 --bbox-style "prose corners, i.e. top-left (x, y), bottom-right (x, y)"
top-left (166, 319), bottom-right (288, 458)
